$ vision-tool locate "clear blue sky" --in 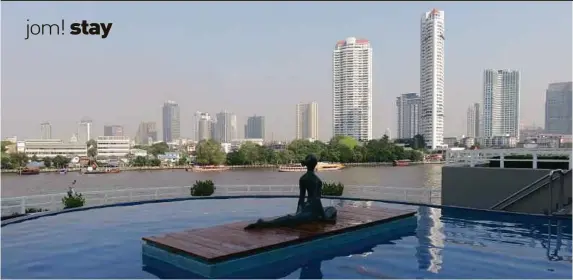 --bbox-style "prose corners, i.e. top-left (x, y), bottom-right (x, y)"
top-left (1, 1), bottom-right (571, 141)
